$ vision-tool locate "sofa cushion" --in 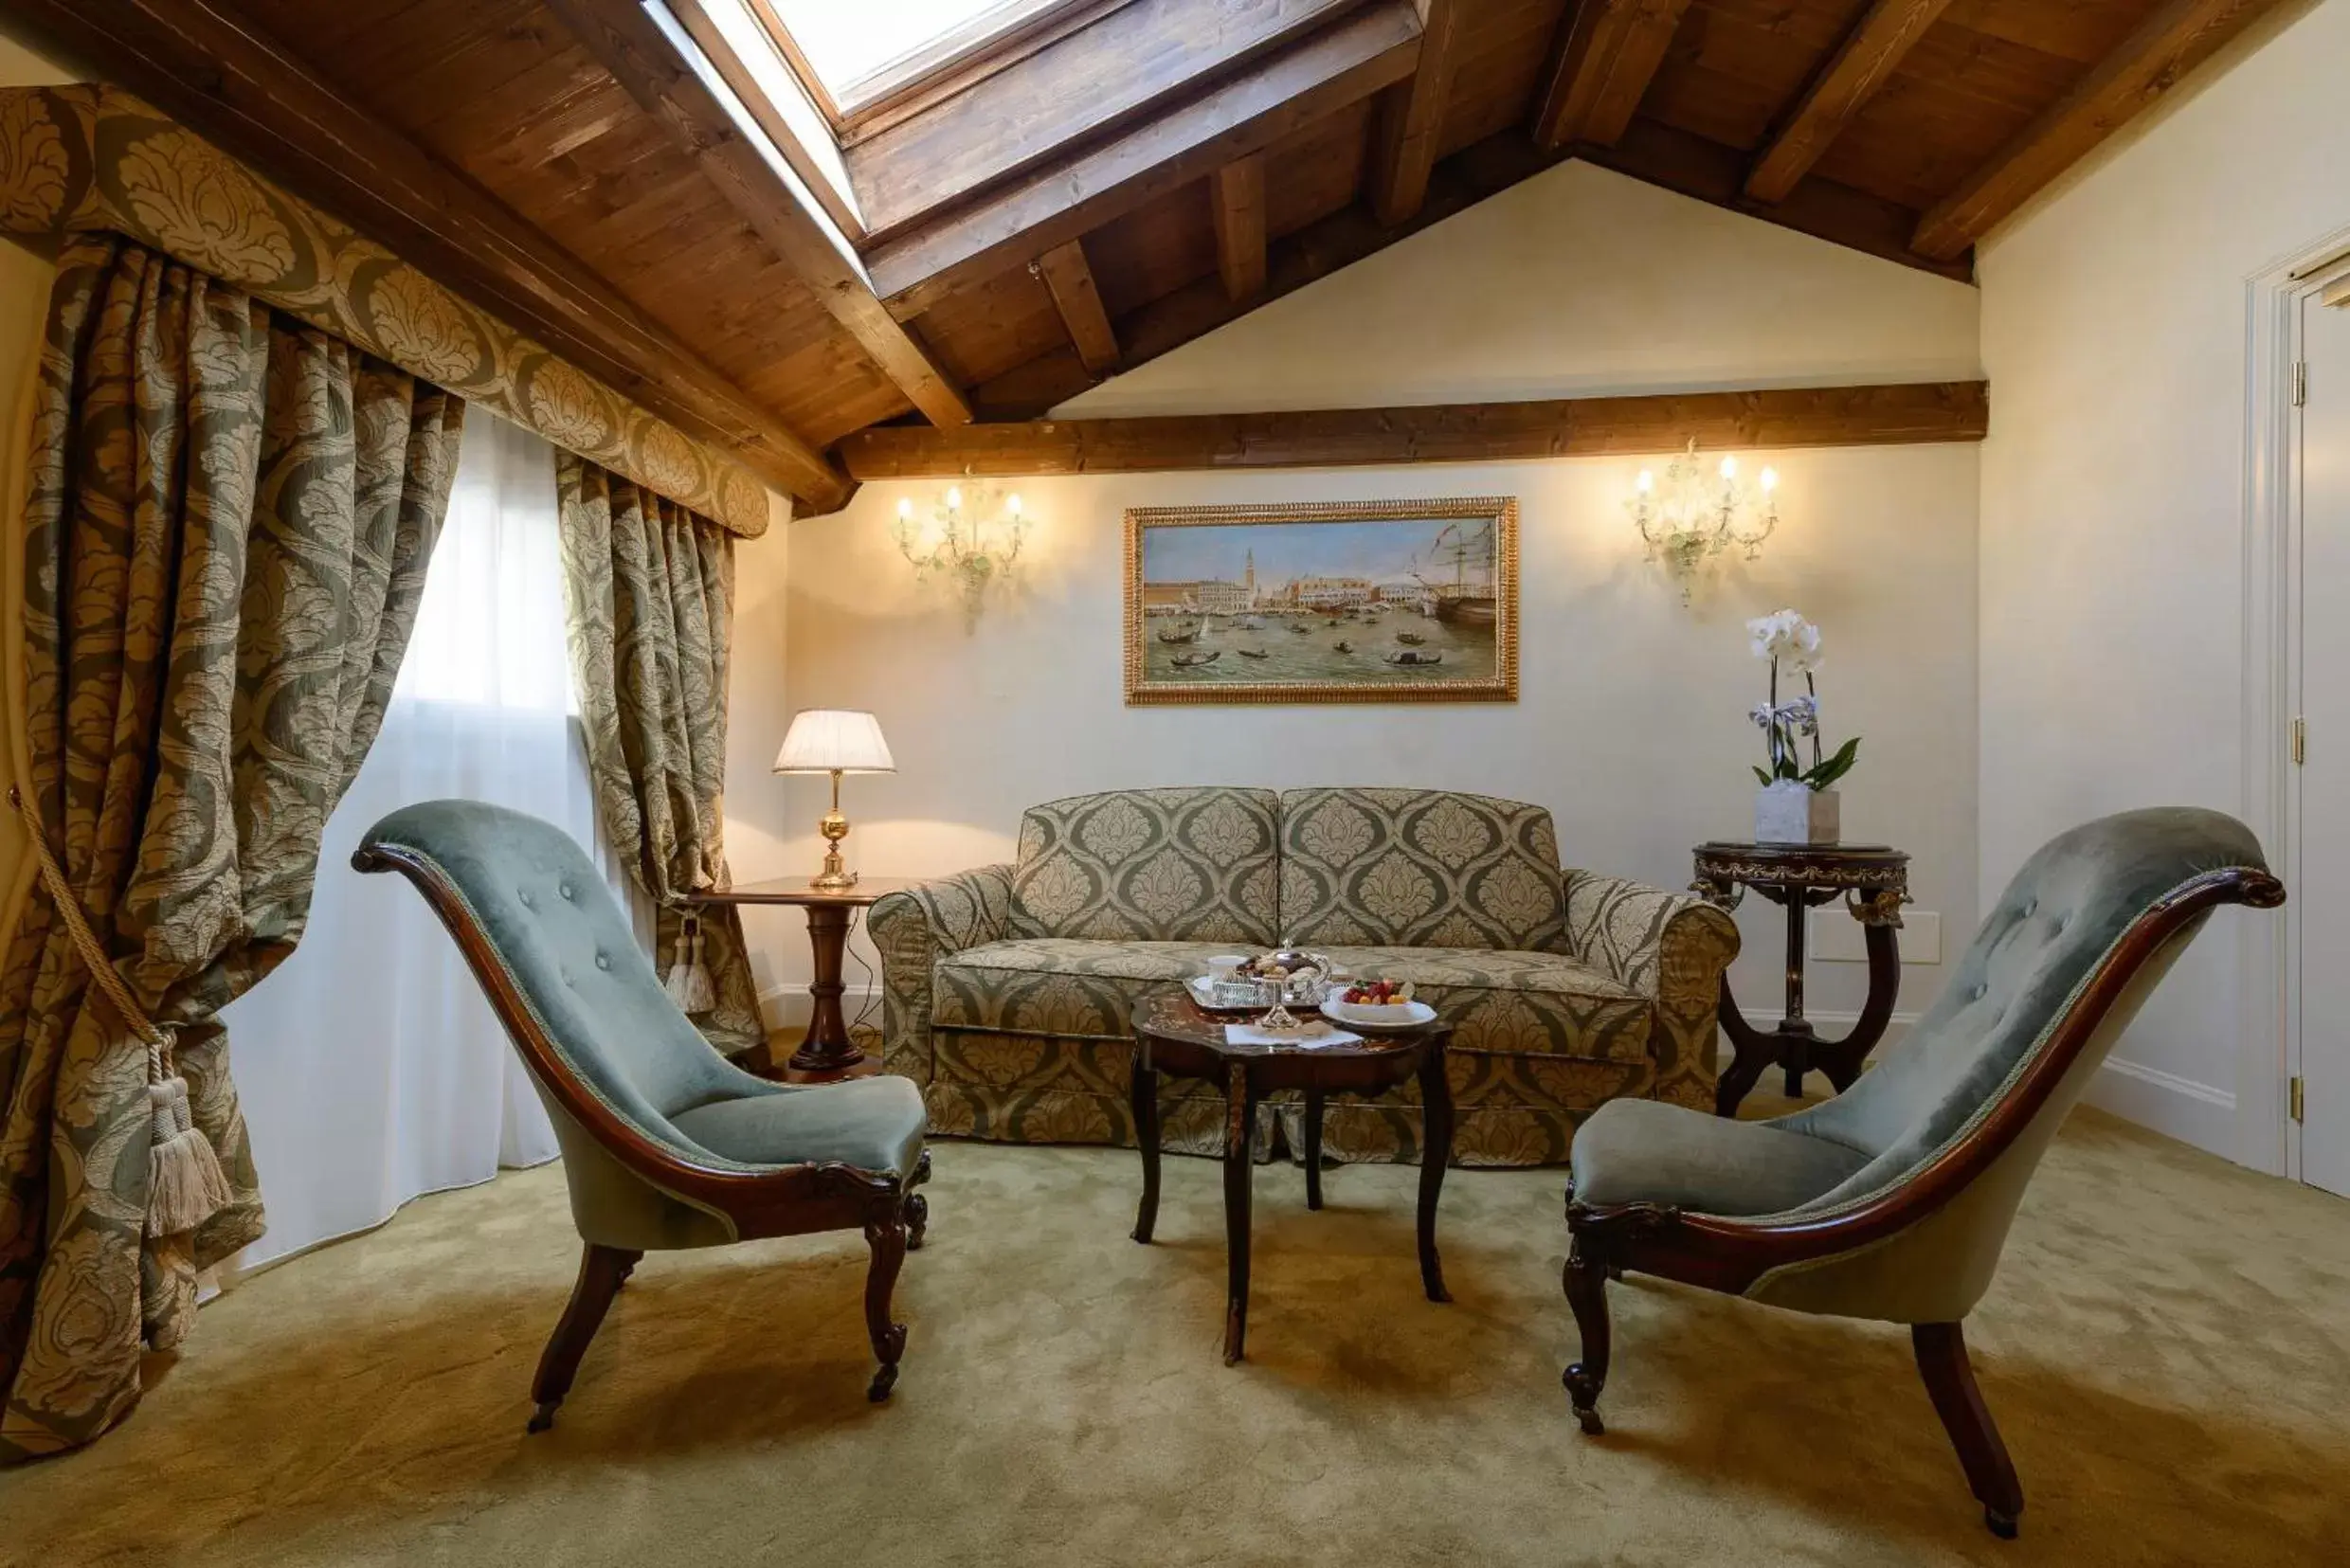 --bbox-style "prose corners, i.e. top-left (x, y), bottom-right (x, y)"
top-left (1009, 787), bottom-right (1281, 944)
top-left (934, 938), bottom-right (1243, 1038)
top-left (1277, 788), bottom-right (1568, 951)
top-left (1312, 946), bottom-right (1652, 1064)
